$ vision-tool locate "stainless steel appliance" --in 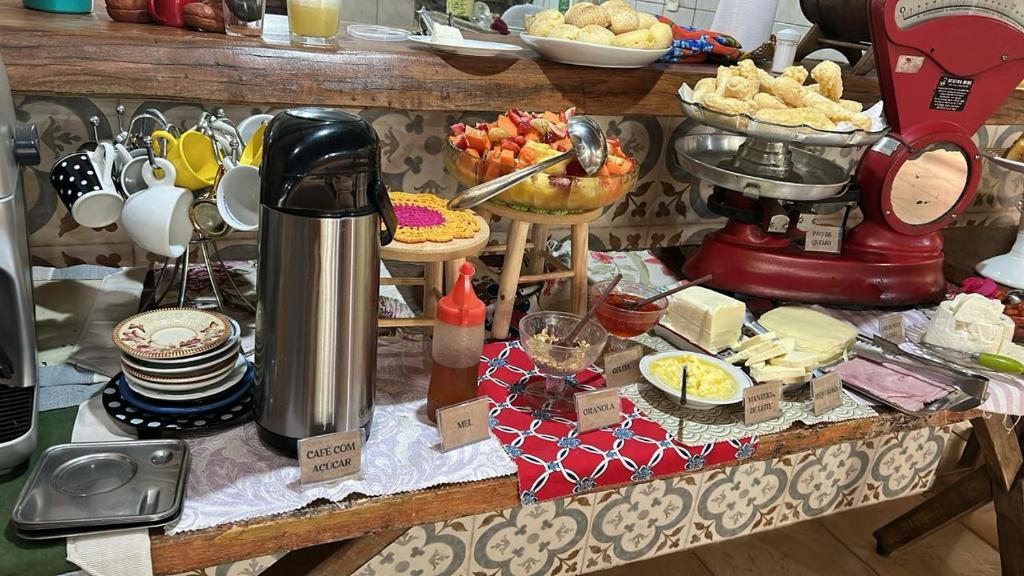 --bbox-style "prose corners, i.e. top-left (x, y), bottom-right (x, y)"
top-left (255, 108), bottom-right (396, 456)
top-left (0, 55), bottom-right (40, 475)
